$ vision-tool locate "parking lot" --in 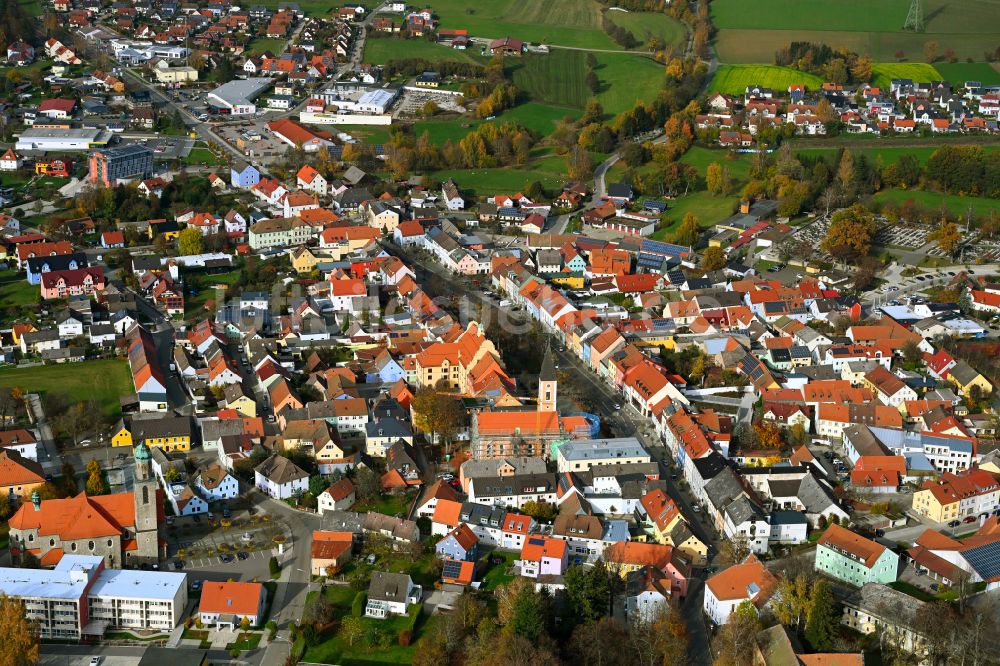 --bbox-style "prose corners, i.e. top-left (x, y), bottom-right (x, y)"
top-left (216, 121), bottom-right (289, 162)
top-left (394, 88), bottom-right (465, 117)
